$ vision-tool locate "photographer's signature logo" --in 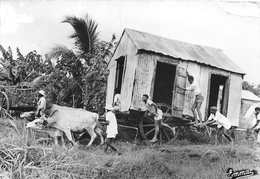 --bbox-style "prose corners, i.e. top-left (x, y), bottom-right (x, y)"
top-left (226, 168), bottom-right (258, 179)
